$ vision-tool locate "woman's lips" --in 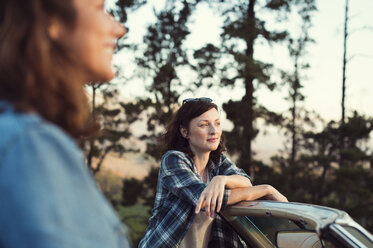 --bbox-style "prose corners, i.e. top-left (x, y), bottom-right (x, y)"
top-left (207, 138), bottom-right (218, 143)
